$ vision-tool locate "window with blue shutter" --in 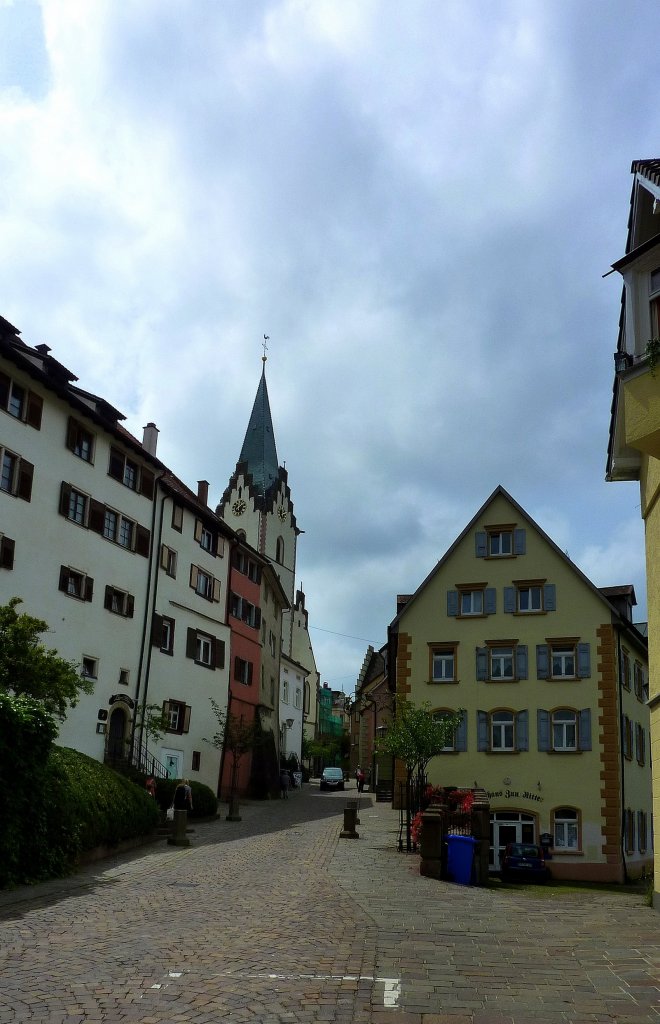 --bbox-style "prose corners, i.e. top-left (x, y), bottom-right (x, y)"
top-left (455, 711), bottom-right (467, 751)
top-left (513, 529), bottom-right (526, 555)
top-left (515, 644), bottom-right (528, 680)
top-left (516, 710), bottom-right (529, 751)
top-left (484, 588), bottom-right (496, 614)
top-left (477, 710), bottom-right (488, 751)
top-left (536, 644), bottom-right (550, 679)
top-left (504, 587), bottom-right (515, 613)
top-left (577, 643), bottom-right (591, 678)
top-left (537, 709), bottom-right (550, 751)
top-left (476, 648), bottom-right (488, 681)
top-left (578, 709), bottom-right (591, 750)
top-left (543, 584), bottom-right (556, 611)
top-left (475, 531), bottom-right (487, 558)
top-left (447, 590), bottom-right (458, 616)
